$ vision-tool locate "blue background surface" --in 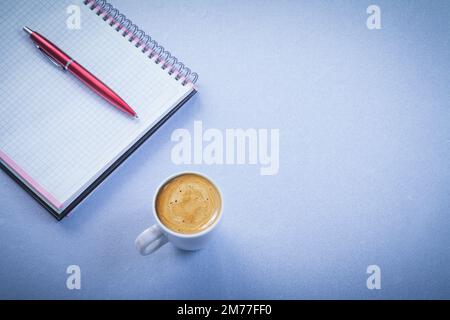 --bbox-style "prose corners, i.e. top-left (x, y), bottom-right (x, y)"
top-left (1, 0), bottom-right (449, 299)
